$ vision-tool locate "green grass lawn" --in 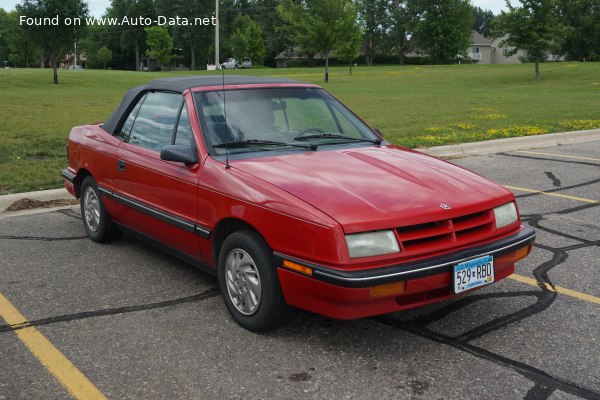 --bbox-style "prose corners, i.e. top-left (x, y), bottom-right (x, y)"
top-left (1, 63), bottom-right (600, 194)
